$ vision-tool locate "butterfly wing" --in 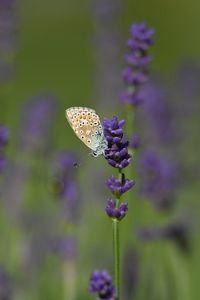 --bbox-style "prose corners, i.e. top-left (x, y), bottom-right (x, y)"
top-left (65, 107), bottom-right (102, 151)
